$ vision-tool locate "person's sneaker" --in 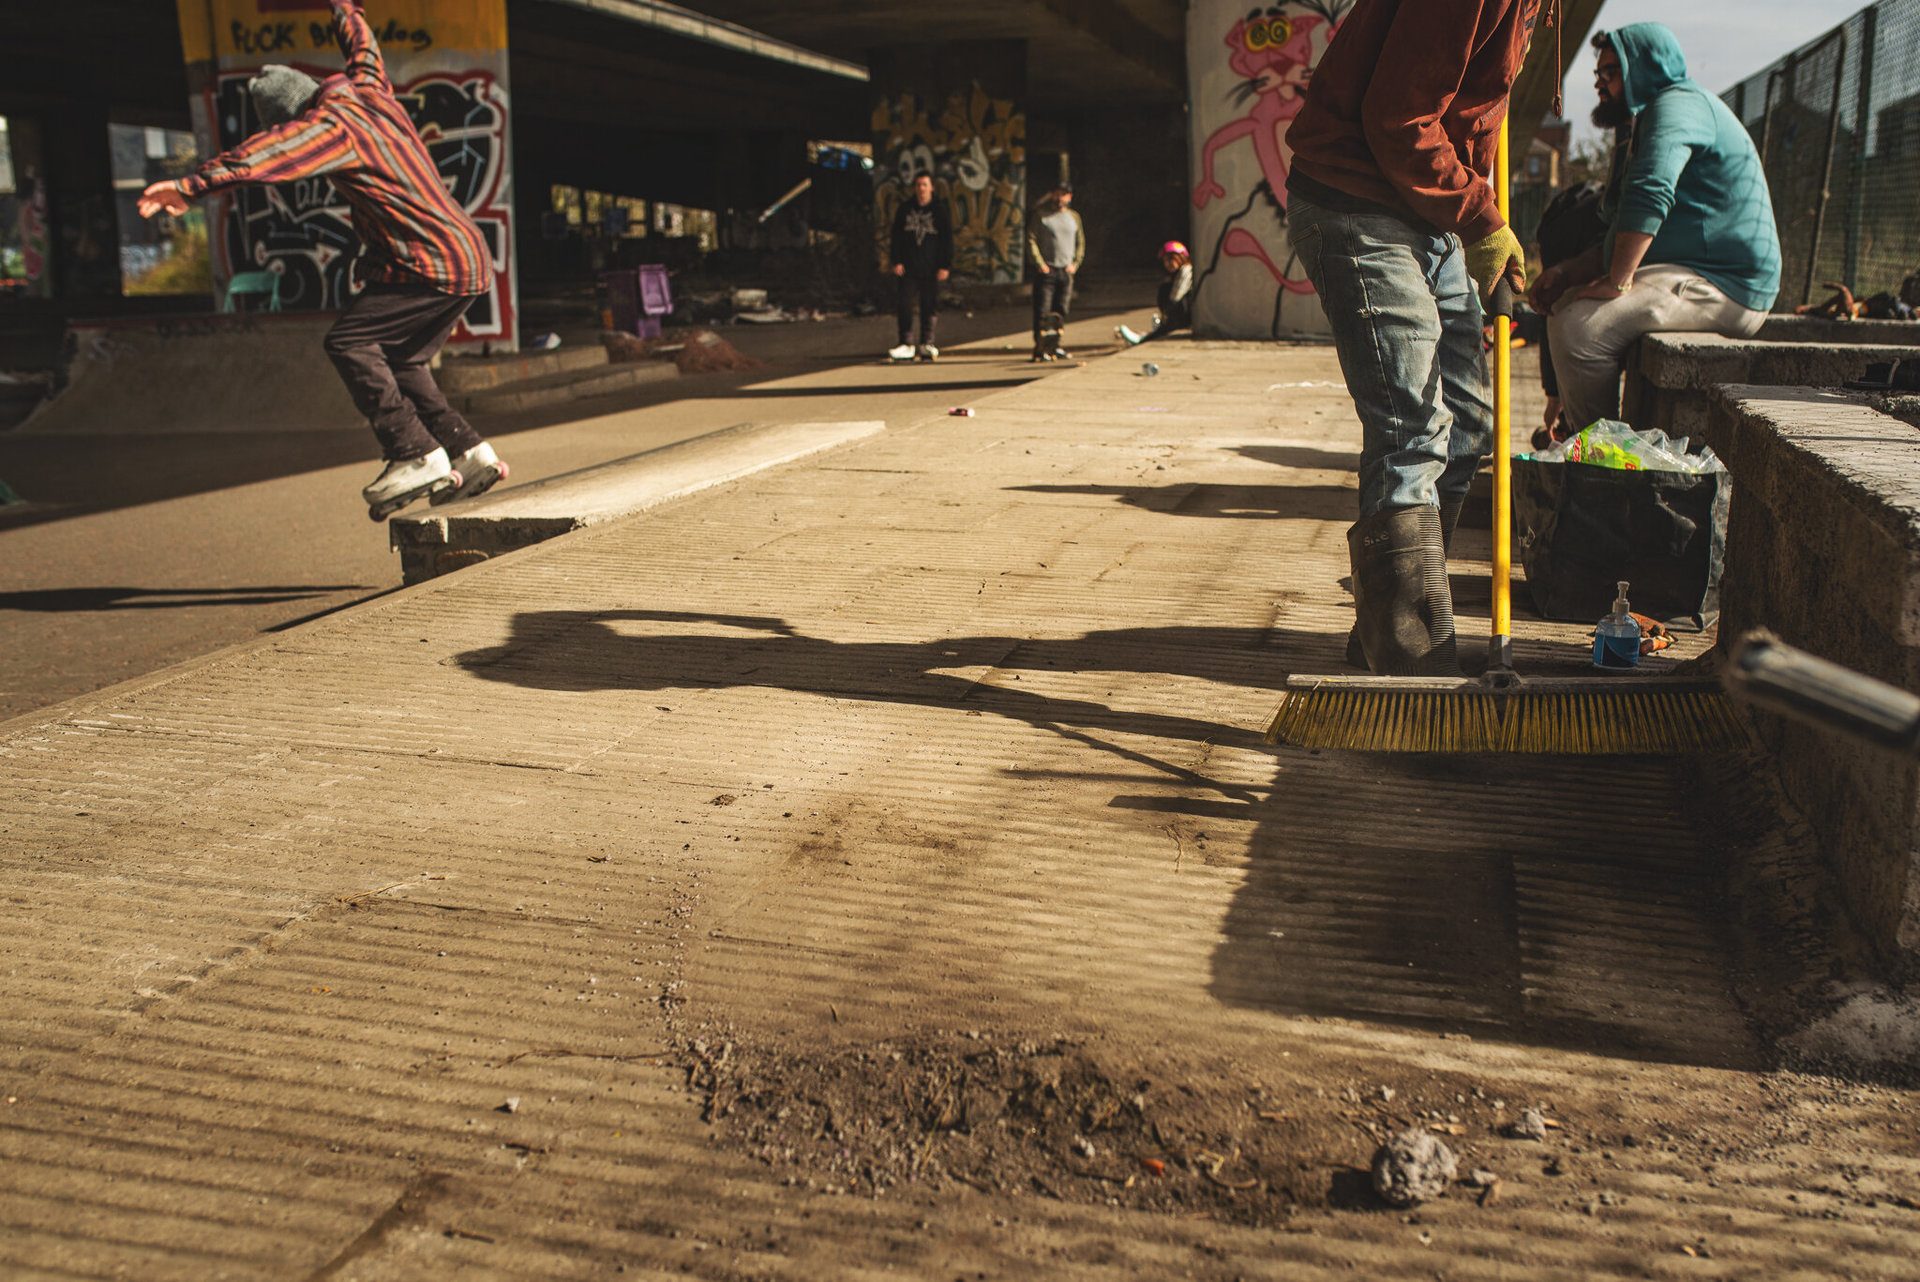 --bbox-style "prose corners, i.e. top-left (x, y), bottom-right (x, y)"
top-left (917, 344), bottom-right (939, 362)
top-left (363, 448), bottom-right (457, 521)
top-left (1116, 324), bottom-right (1143, 346)
top-left (431, 440), bottom-right (510, 505)
top-left (887, 343), bottom-right (916, 361)
top-left (1055, 346), bottom-right (1072, 360)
